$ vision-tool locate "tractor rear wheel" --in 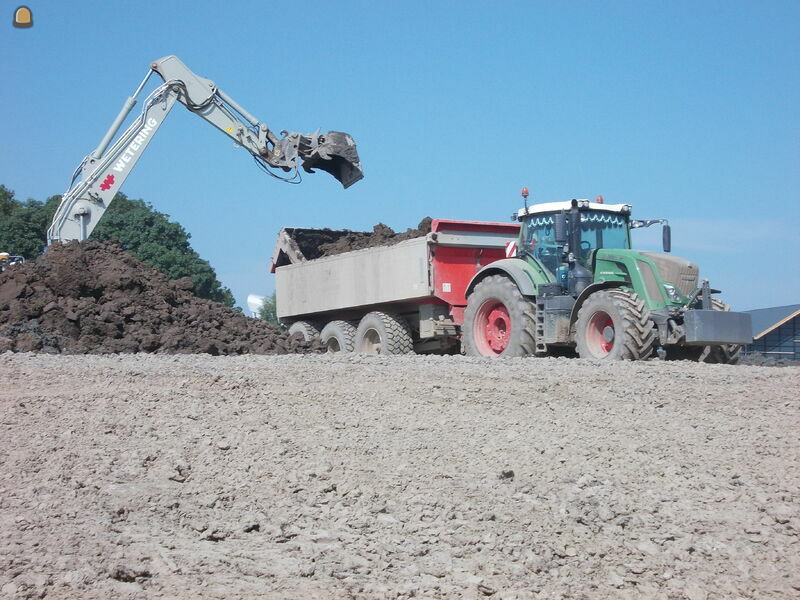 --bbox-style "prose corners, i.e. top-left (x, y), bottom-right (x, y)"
top-left (575, 288), bottom-right (656, 360)
top-left (697, 299), bottom-right (742, 365)
top-left (354, 312), bottom-right (414, 355)
top-left (319, 320), bottom-right (357, 353)
top-left (287, 321), bottom-right (320, 342)
top-left (463, 275), bottom-right (537, 357)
